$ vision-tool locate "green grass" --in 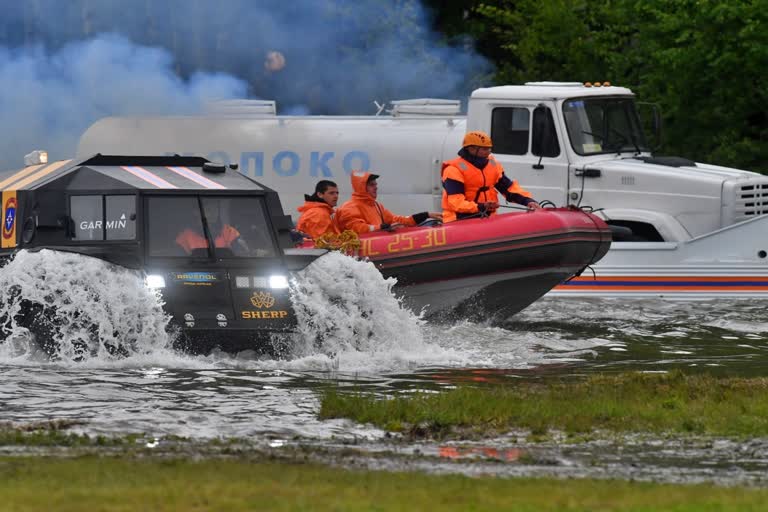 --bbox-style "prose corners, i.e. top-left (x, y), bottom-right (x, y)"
top-left (0, 420), bottom-right (143, 447)
top-left (1, 455), bottom-right (767, 511)
top-left (319, 371), bottom-right (768, 437)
